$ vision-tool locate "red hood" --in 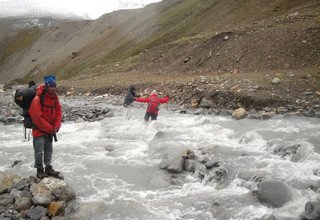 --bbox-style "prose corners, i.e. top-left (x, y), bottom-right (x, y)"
top-left (151, 93), bottom-right (158, 97)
